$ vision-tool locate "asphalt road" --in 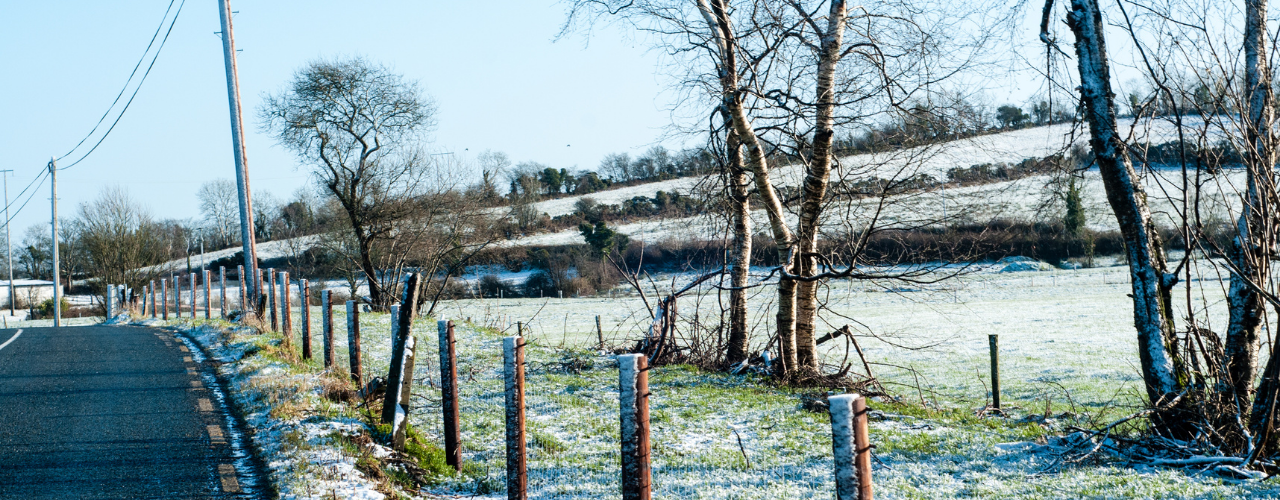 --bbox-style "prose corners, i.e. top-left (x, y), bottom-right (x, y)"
top-left (0, 325), bottom-right (257, 499)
